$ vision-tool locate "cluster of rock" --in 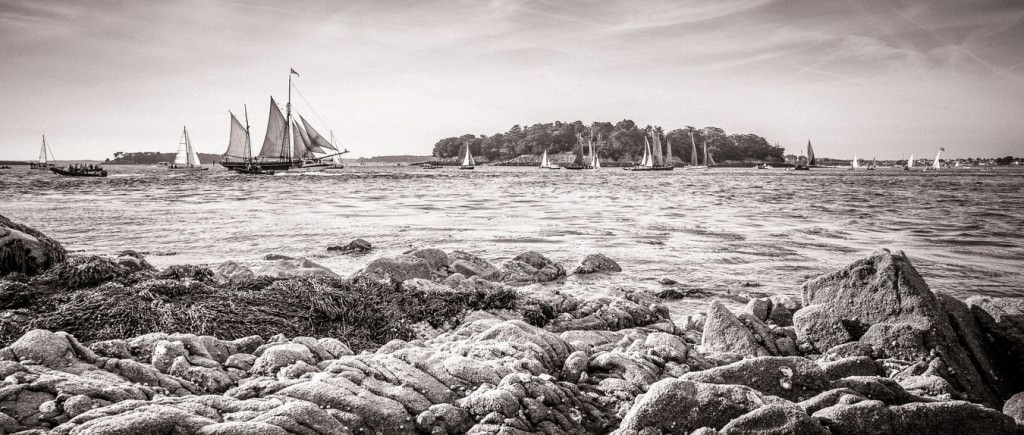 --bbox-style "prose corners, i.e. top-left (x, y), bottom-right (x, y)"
top-left (2, 214), bottom-right (1024, 434)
